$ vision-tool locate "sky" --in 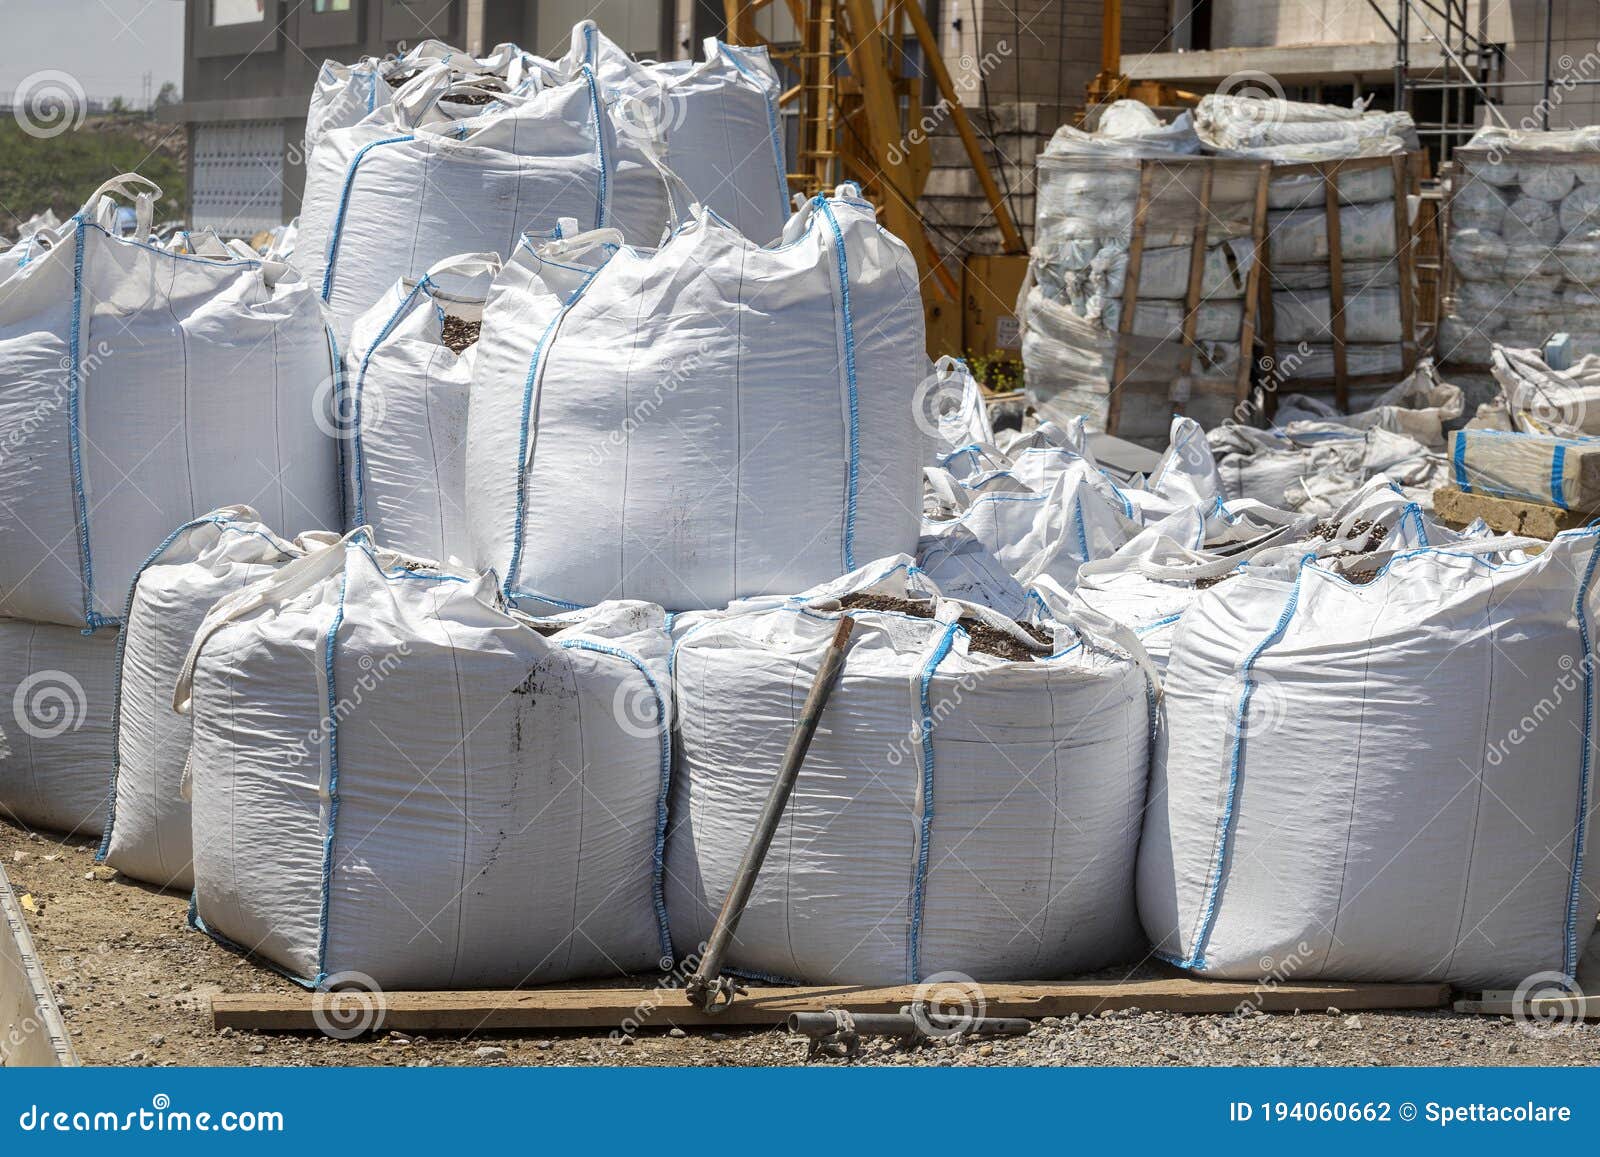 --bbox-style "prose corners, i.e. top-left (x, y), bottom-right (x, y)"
top-left (0, 0), bottom-right (185, 105)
